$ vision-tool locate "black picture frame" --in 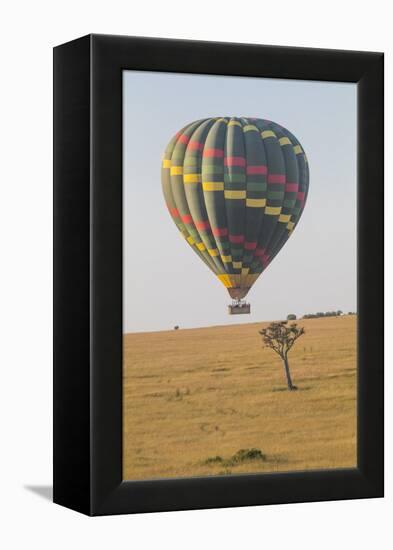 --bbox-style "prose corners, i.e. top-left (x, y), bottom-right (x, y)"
top-left (53, 34), bottom-right (384, 516)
